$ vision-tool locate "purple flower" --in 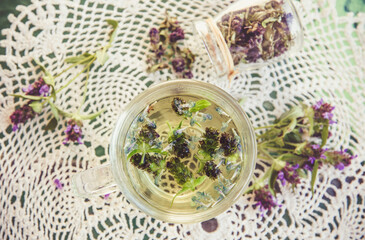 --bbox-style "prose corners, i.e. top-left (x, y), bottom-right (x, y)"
top-left (308, 156), bottom-right (316, 164)
top-left (169, 27), bottom-right (184, 43)
top-left (312, 144), bottom-right (320, 150)
top-left (39, 84), bottom-right (50, 96)
top-left (335, 162), bottom-right (345, 170)
top-left (327, 148), bottom-right (357, 170)
top-left (172, 58), bottom-right (185, 72)
top-left (23, 77), bottom-right (50, 97)
top-left (277, 163), bottom-right (300, 186)
top-left (155, 44), bottom-right (165, 58)
top-left (274, 40), bottom-right (288, 57)
top-left (22, 85), bottom-right (34, 94)
top-left (313, 99), bottom-right (323, 110)
top-left (63, 120), bottom-right (83, 145)
top-left (104, 193), bottom-right (110, 200)
top-left (149, 28), bottom-right (160, 45)
top-left (246, 46), bottom-right (262, 63)
top-left (312, 99), bottom-right (336, 124)
top-left (302, 144), bottom-right (327, 171)
top-left (54, 179), bottom-right (63, 190)
top-left (182, 70), bottom-right (193, 79)
top-left (284, 13), bottom-right (293, 25)
top-left (254, 186), bottom-right (280, 213)
top-left (10, 104), bottom-right (36, 131)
